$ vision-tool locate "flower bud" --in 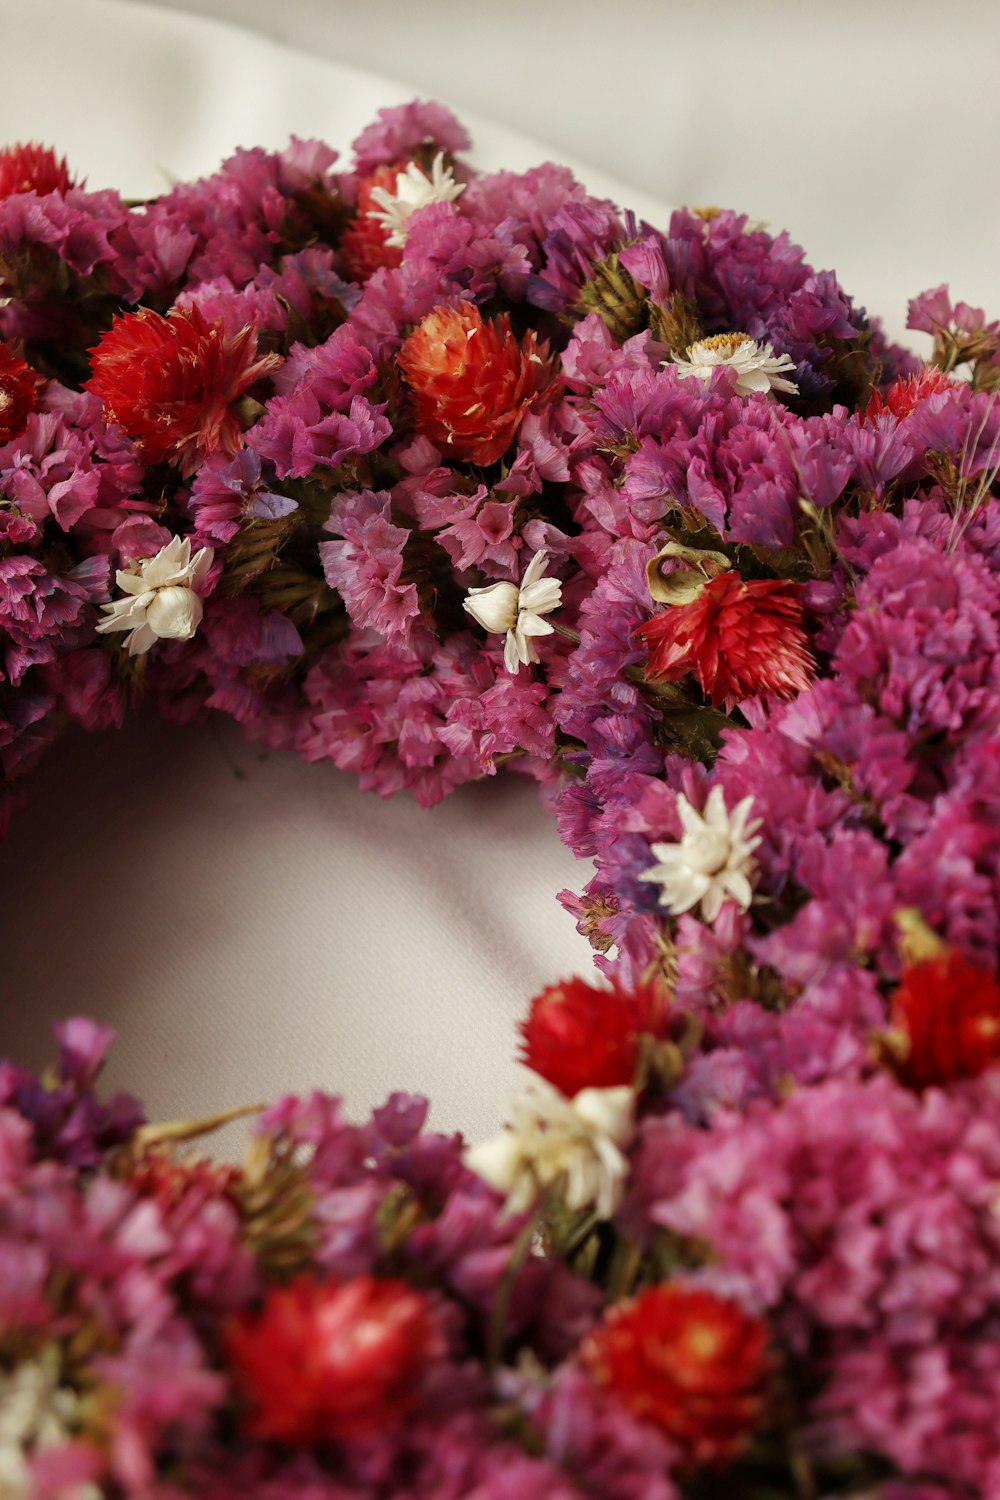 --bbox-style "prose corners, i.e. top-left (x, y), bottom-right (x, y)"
top-left (462, 580), bottom-right (519, 635)
top-left (145, 585), bottom-right (204, 642)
